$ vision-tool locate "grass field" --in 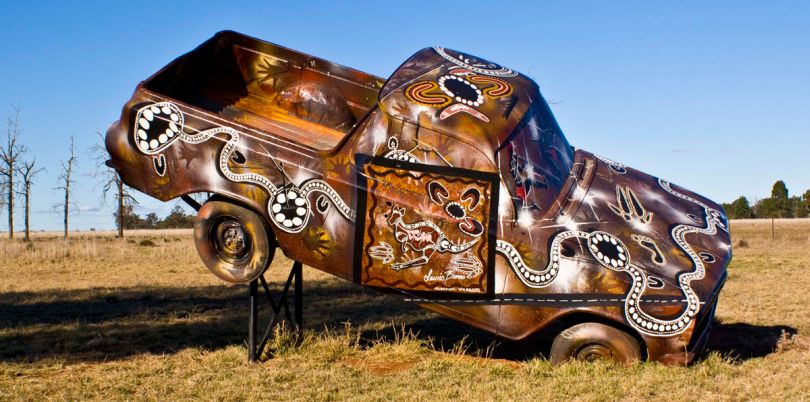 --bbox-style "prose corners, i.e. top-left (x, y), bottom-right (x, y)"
top-left (1, 222), bottom-right (809, 401)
